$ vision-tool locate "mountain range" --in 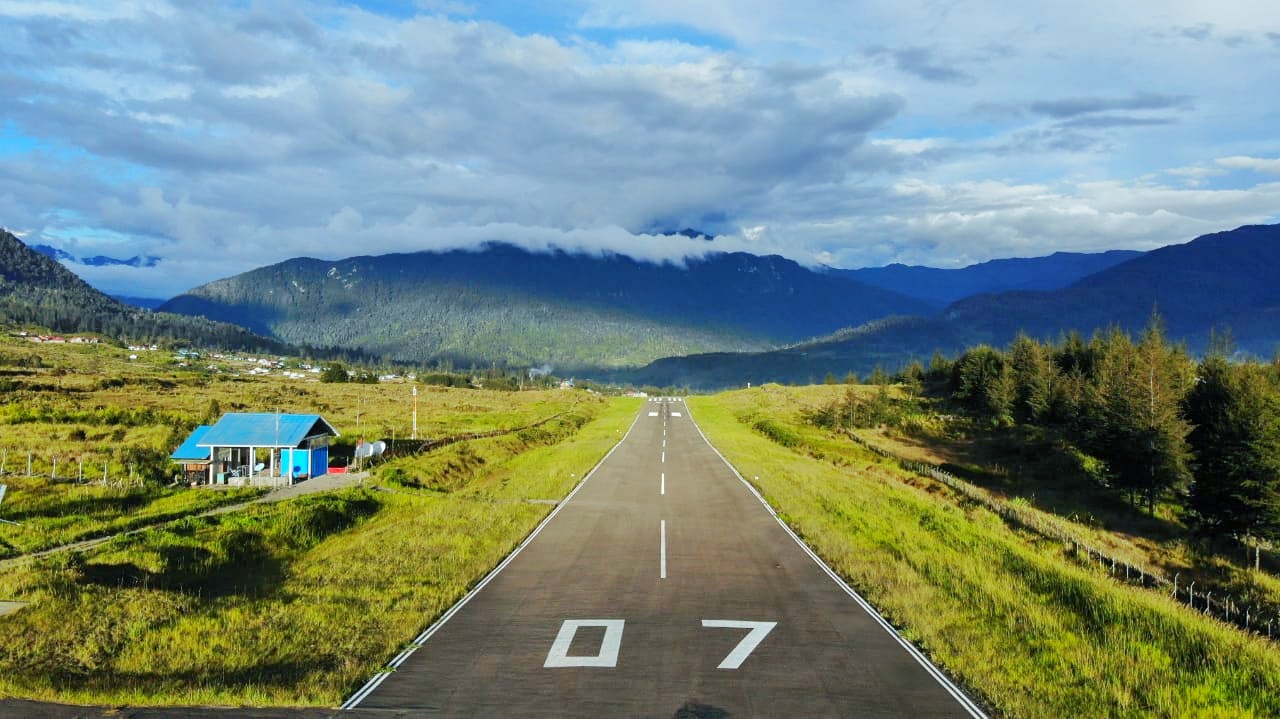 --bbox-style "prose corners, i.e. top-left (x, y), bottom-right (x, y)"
top-left (10, 222), bottom-right (1280, 388)
top-left (31, 244), bottom-right (161, 269)
top-left (628, 224), bottom-right (1280, 388)
top-left (158, 244), bottom-right (932, 369)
